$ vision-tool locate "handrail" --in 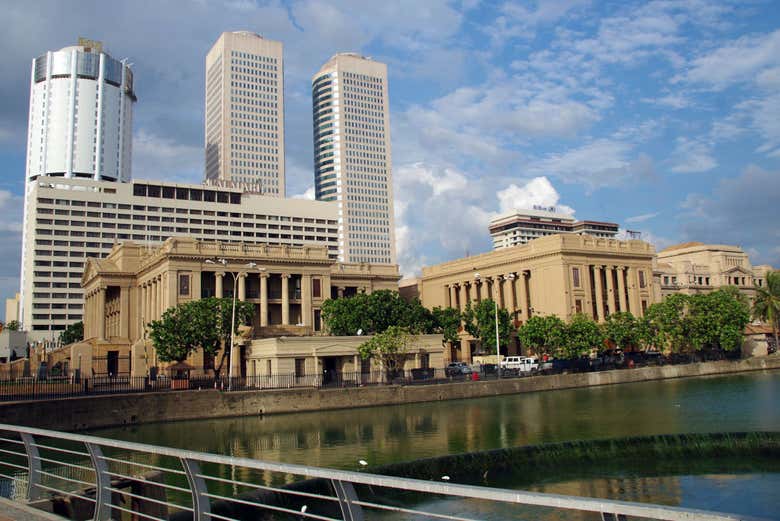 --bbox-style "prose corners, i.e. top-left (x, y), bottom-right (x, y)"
top-left (0, 423), bottom-right (762, 521)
